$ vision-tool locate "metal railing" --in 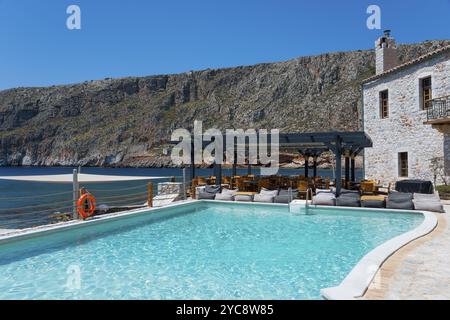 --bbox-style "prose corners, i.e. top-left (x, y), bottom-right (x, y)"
top-left (426, 95), bottom-right (450, 121)
top-left (305, 187), bottom-right (313, 215)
